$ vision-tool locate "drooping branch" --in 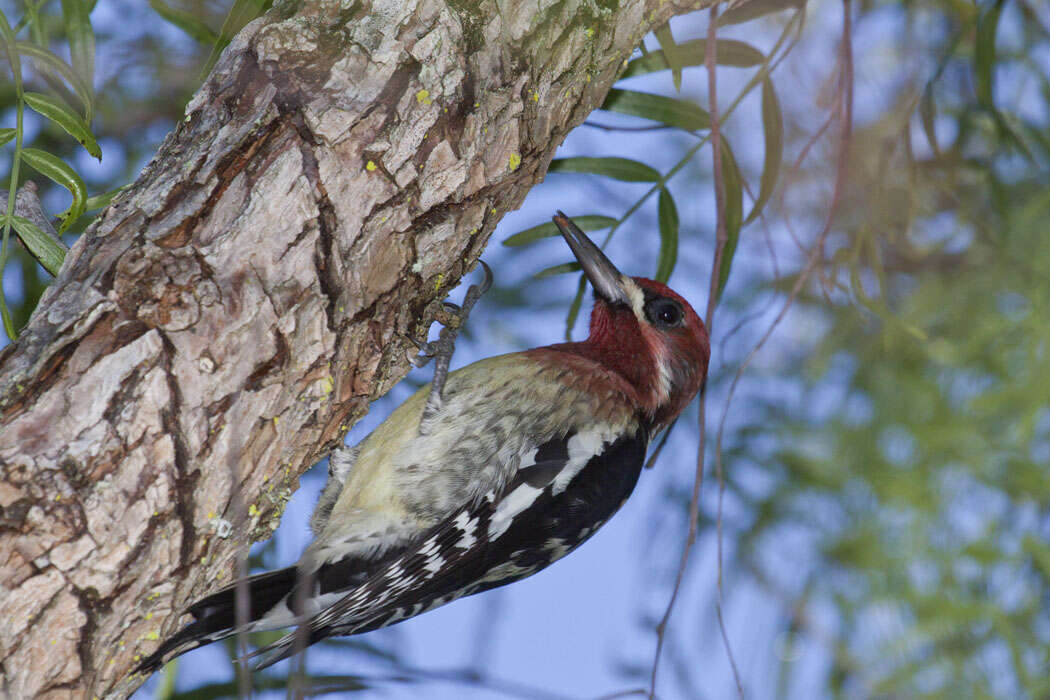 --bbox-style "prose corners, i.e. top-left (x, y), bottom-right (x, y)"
top-left (0, 1), bottom-right (707, 697)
